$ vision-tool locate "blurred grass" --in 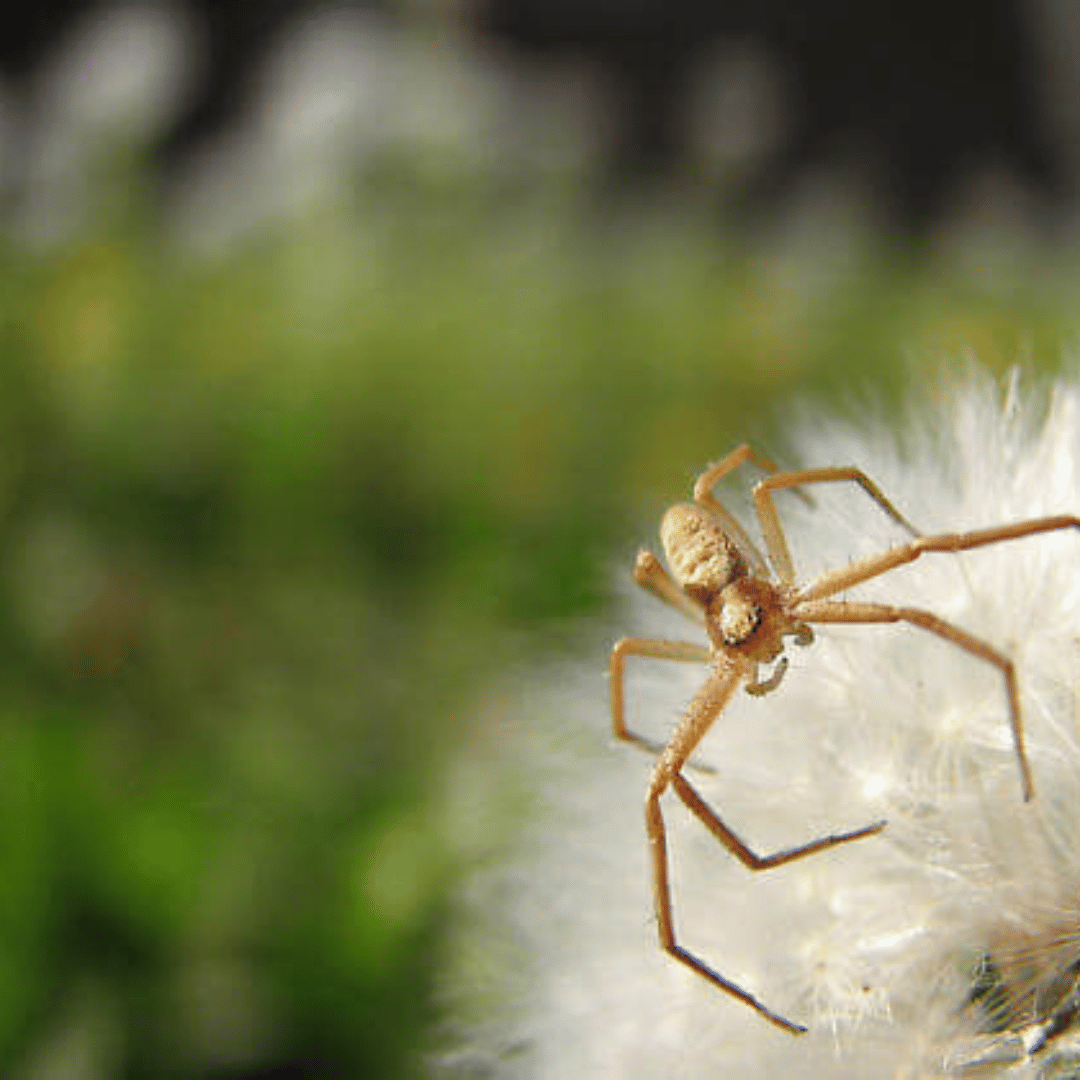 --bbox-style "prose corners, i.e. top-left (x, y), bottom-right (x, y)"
top-left (0, 173), bottom-right (1075, 1077)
